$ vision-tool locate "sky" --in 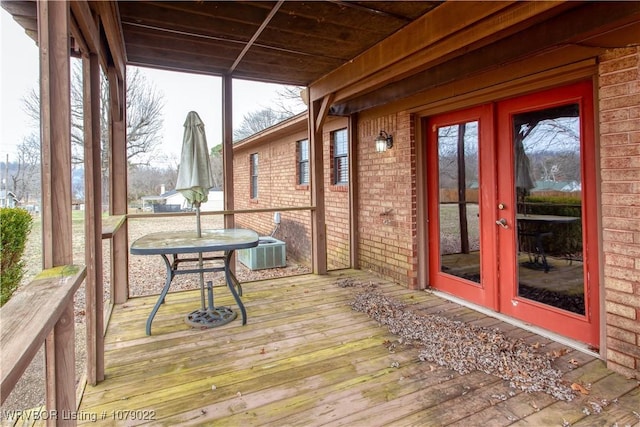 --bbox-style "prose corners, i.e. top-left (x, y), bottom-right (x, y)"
top-left (1, 9), bottom-right (302, 168)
